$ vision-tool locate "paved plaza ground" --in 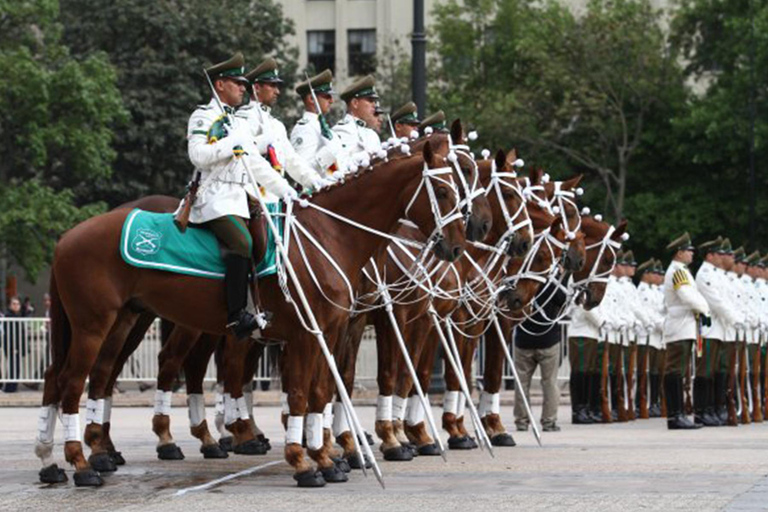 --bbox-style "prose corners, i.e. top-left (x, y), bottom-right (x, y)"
top-left (0, 404), bottom-right (767, 511)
